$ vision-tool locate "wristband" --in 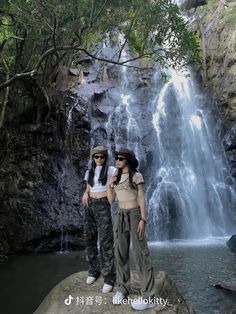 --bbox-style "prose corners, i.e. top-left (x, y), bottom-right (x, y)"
top-left (141, 218), bottom-right (147, 224)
